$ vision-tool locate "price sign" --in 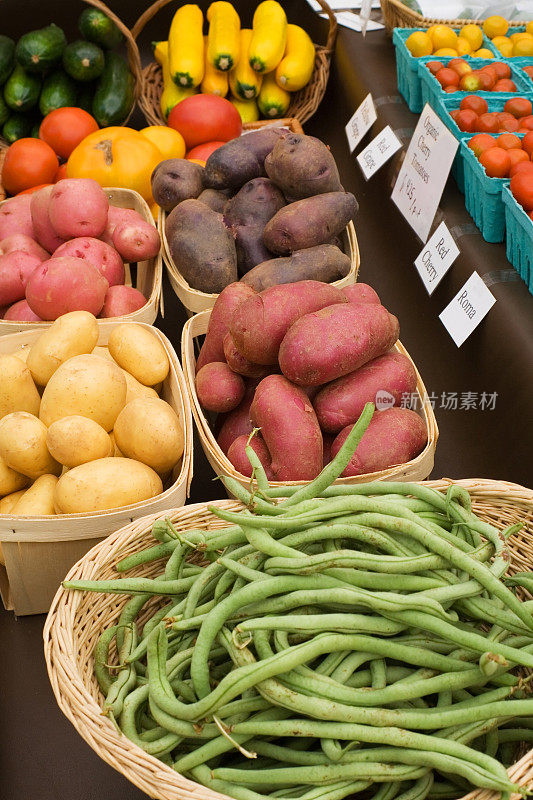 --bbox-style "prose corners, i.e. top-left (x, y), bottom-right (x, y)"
top-left (439, 271), bottom-right (496, 347)
top-left (356, 126), bottom-right (402, 180)
top-left (414, 222), bottom-right (459, 294)
top-left (391, 104), bottom-right (458, 242)
top-left (345, 94), bottom-right (377, 153)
